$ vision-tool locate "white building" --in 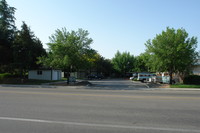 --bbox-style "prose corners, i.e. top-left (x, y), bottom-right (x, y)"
top-left (28, 70), bottom-right (62, 80)
top-left (192, 59), bottom-right (200, 75)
